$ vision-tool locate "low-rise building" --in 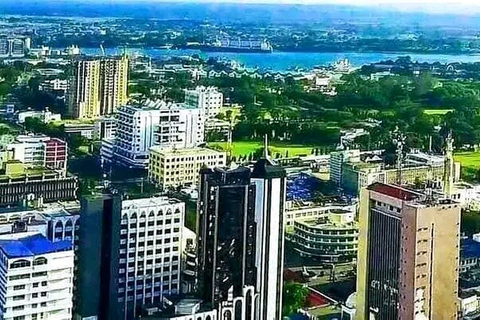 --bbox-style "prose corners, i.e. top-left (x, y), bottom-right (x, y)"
top-left (148, 147), bottom-right (226, 189)
top-left (0, 161), bottom-right (78, 207)
top-left (17, 108), bottom-right (61, 124)
top-left (39, 79), bottom-right (68, 95)
top-left (285, 200), bottom-right (357, 229)
top-left (7, 134), bottom-right (67, 173)
top-left (64, 123), bottom-right (95, 140)
top-left (288, 209), bottom-right (358, 264)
